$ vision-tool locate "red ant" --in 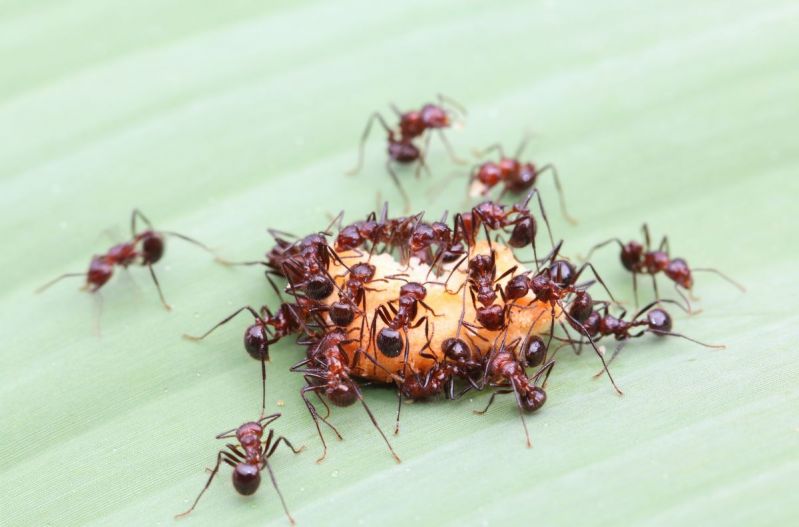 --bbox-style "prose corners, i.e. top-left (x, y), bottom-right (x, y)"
top-left (475, 333), bottom-right (554, 447)
top-left (175, 413), bottom-right (303, 523)
top-left (584, 223), bottom-right (745, 309)
top-left (334, 204), bottom-right (424, 264)
top-left (327, 262), bottom-right (385, 328)
top-left (36, 209), bottom-right (216, 309)
top-left (410, 211), bottom-right (468, 273)
top-left (291, 328), bottom-right (401, 463)
top-left (502, 241), bottom-right (624, 394)
top-left (347, 95), bottom-right (466, 209)
top-left (469, 135), bottom-right (576, 224)
top-left (563, 298), bottom-right (724, 376)
top-left (182, 295), bottom-right (319, 413)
